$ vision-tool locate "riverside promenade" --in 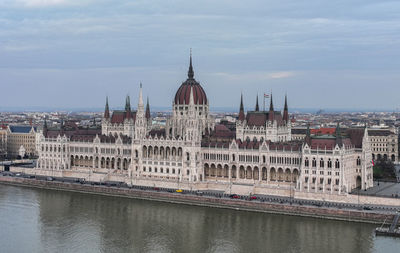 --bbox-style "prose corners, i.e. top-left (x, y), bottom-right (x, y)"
top-left (1, 171), bottom-right (399, 225)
